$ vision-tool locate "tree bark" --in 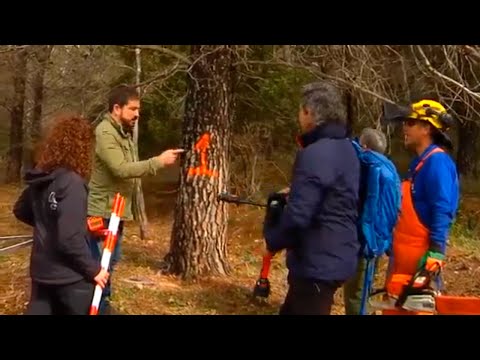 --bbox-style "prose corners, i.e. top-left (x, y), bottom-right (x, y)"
top-left (30, 45), bottom-right (52, 143)
top-left (132, 46), bottom-right (149, 240)
top-left (456, 117), bottom-right (479, 178)
top-left (454, 50), bottom-right (480, 179)
top-left (345, 89), bottom-right (356, 137)
top-left (5, 49), bottom-right (27, 184)
top-left (165, 45), bottom-right (236, 279)
top-left (22, 45), bottom-right (52, 173)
